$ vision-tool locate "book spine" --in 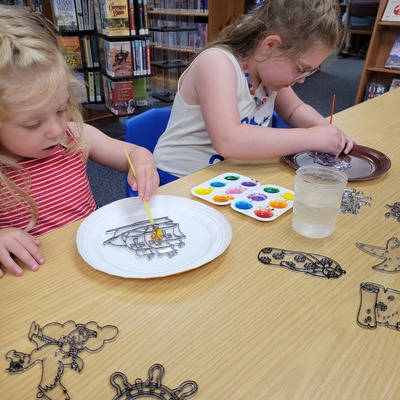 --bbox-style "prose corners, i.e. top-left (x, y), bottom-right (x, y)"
top-left (102, 73), bottom-right (110, 108)
top-left (94, 70), bottom-right (102, 101)
top-left (131, 41), bottom-right (137, 76)
top-left (82, 0), bottom-right (89, 30)
top-left (88, 70), bottom-right (96, 102)
top-left (133, 40), bottom-right (140, 75)
top-left (141, 39), bottom-right (146, 76)
top-left (137, 0), bottom-right (145, 35)
top-left (82, 35), bottom-right (94, 67)
top-left (74, 0), bottom-right (85, 30)
top-left (145, 38), bottom-right (151, 74)
top-left (88, 0), bottom-right (95, 30)
top-left (93, 0), bottom-right (102, 31)
top-left (142, 0), bottom-right (149, 34)
top-left (129, 0), bottom-right (136, 35)
top-left (90, 34), bottom-right (100, 67)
